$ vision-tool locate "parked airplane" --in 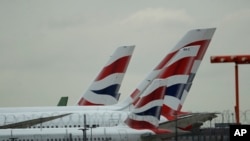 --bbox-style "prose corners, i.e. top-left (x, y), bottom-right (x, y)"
top-left (0, 48), bottom-right (204, 128)
top-left (0, 79), bottom-right (179, 141)
top-left (0, 28), bottom-right (216, 130)
top-left (77, 45), bottom-right (135, 106)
